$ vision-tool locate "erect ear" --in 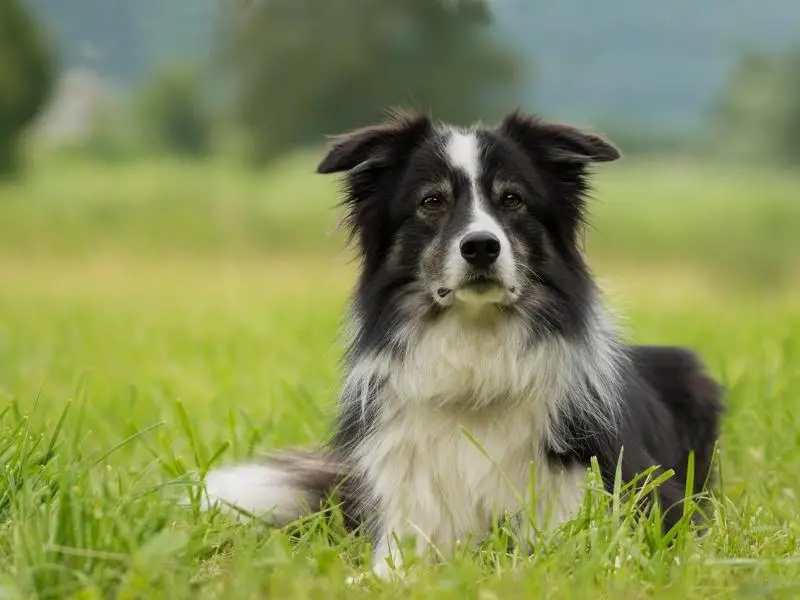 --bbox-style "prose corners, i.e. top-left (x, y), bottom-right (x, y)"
top-left (499, 110), bottom-right (621, 164)
top-left (316, 108), bottom-right (432, 174)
